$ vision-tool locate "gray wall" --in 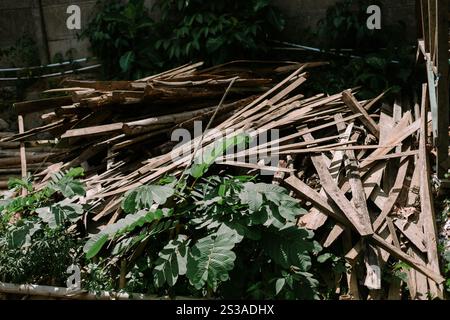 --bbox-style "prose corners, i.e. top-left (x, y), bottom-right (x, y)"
top-left (0, 0), bottom-right (417, 67)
